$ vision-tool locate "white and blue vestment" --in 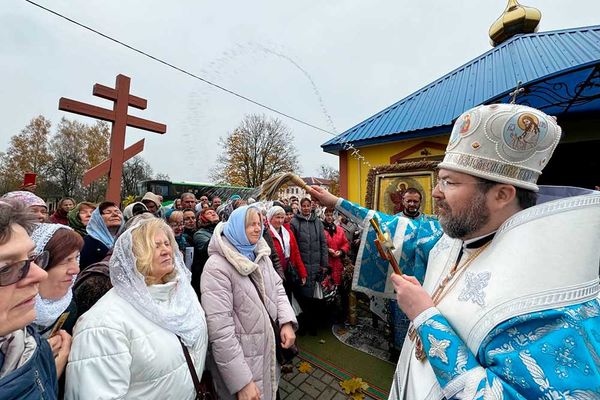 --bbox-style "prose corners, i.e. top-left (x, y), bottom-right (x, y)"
top-left (336, 187), bottom-right (600, 399)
